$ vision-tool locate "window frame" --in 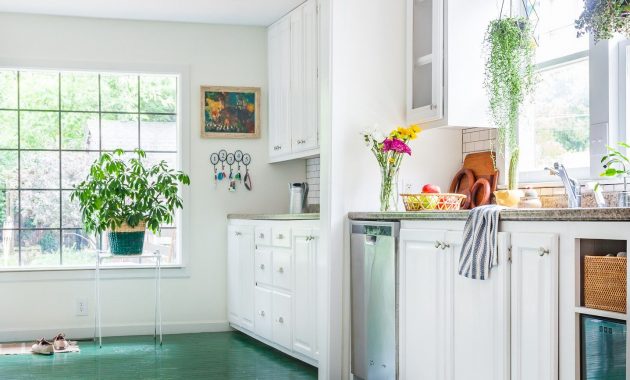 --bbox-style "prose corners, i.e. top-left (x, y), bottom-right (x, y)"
top-left (0, 59), bottom-right (191, 274)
